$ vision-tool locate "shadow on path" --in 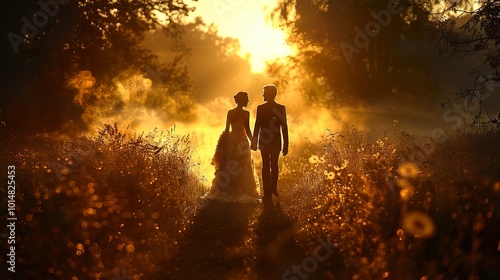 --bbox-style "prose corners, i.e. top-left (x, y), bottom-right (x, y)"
top-left (160, 200), bottom-right (258, 279)
top-left (252, 202), bottom-right (346, 280)
top-left (252, 202), bottom-right (307, 280)
top-left (159, 200), bottom-right (309, 280)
